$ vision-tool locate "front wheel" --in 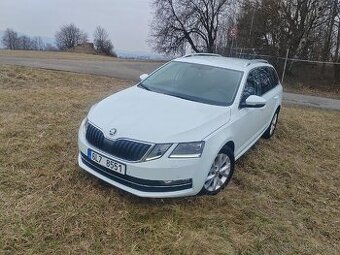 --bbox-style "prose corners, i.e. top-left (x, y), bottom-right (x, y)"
top-left (201, 148), bottom-right (235, 195)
